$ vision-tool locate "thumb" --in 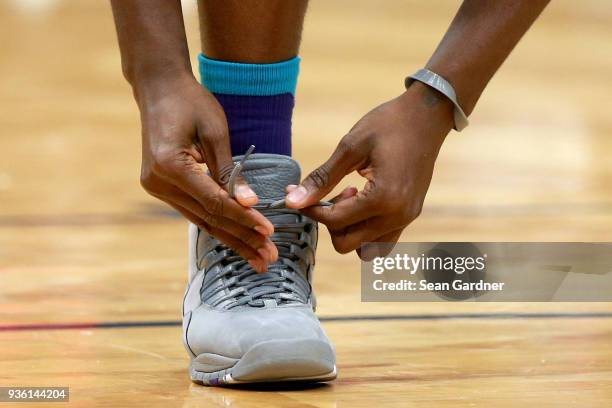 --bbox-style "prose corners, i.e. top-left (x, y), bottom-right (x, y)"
top-left (198, 124), bottom-right (258, 207)
top-left (232, 180), bottom-right (258, 207)
top-left (286, 139), bottom-right (361, 209)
